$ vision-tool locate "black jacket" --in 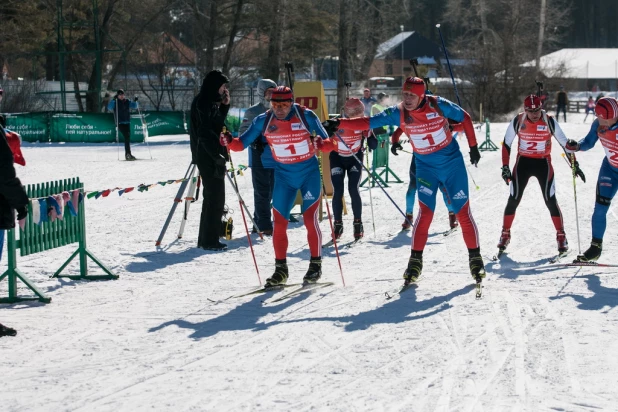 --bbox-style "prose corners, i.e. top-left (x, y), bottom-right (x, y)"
top-left (0, 126), bottom-right (29, 230)
top-left (190, 70), bottom-right (230, 179)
